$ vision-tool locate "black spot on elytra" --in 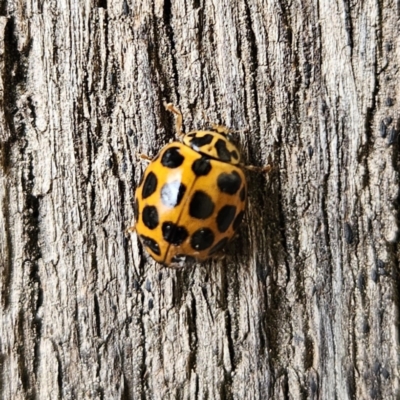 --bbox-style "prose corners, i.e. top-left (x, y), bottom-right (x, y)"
top-left (209, 237), bottom-right (229, 255)
top-left (142, 171), bottom-right (157, 199)
top-left (233, 211), bottom-right (244, 230)
top-left (190, 134), bottom-right (213, 149)
top-left (216, 205), bottom-right (237, 232)
top-left (192, 156), bottom-right (212, 176)
top-left (240, 186), bottom-right (246, 202)
top-left (217, 171), bottom-right (242, 194)
top-left (190, 228), bottom-right (214, 251)
top-left (162, 222), bottom-right (188, 245)
top-left (161, 147), bottom-right (184, 168)
top-left (189, 191), bottom-right (215, 219)
top-left (142, 205), bottom-right (159, 229)
top-left (140, 235), bottom-right (161, 255)
top-left (161, 180), bottom-right (186, 208)
top-left (231, 150), bottom-right (239, 160)
top-left (215, 139), bottom-right (232, 162)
